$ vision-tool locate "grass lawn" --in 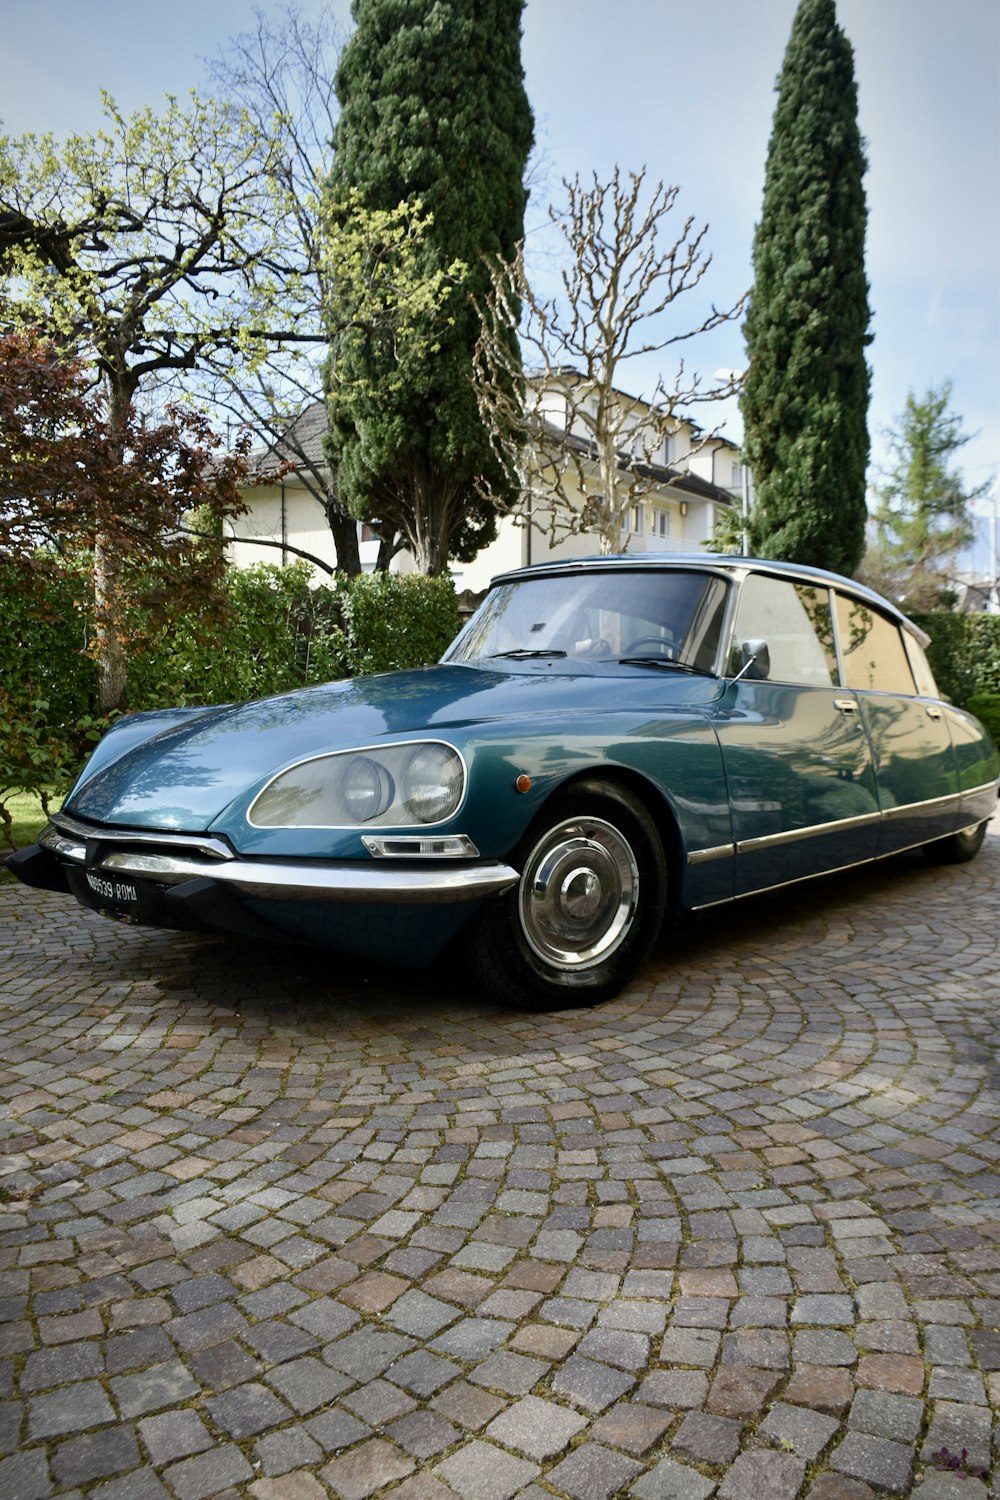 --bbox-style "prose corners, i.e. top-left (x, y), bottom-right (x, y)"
top-left (0, 791), bottom-right (61, 882)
